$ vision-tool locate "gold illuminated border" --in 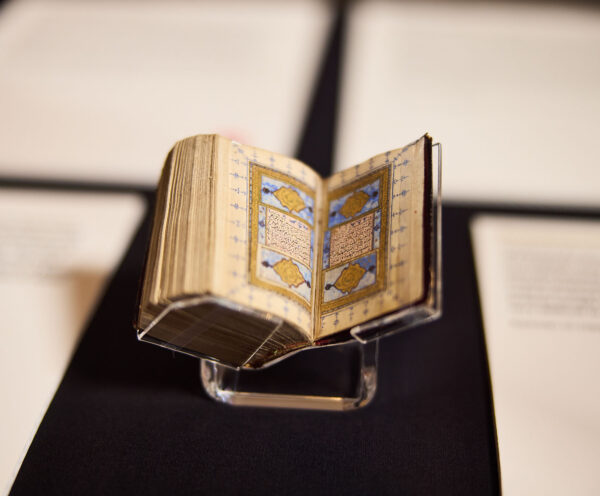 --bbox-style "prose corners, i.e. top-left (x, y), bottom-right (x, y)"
top-left (248, 162), bottom-right (315, 311)
top-left (319, 166), bottom-right (389, 314)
